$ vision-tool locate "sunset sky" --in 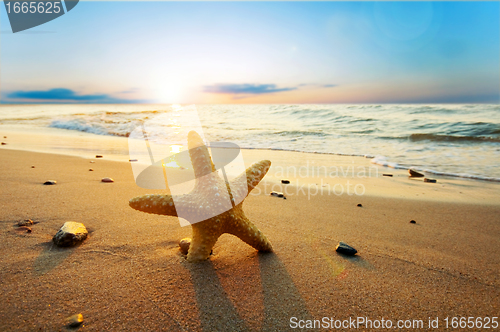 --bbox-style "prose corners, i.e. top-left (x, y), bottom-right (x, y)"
top-left (1, 1), bottom-right (499, 104)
